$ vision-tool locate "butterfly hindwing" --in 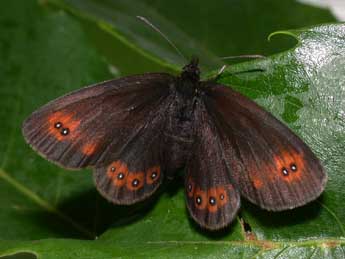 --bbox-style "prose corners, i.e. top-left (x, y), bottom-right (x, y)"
top-left (203, 83), bottom-right (327, 211)
top-left (93, 104), bottom-right (168, 204)
top-left (22, 73), bottom-right (173, 169)
top-left (185, 103), bottom-right (240, 230)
